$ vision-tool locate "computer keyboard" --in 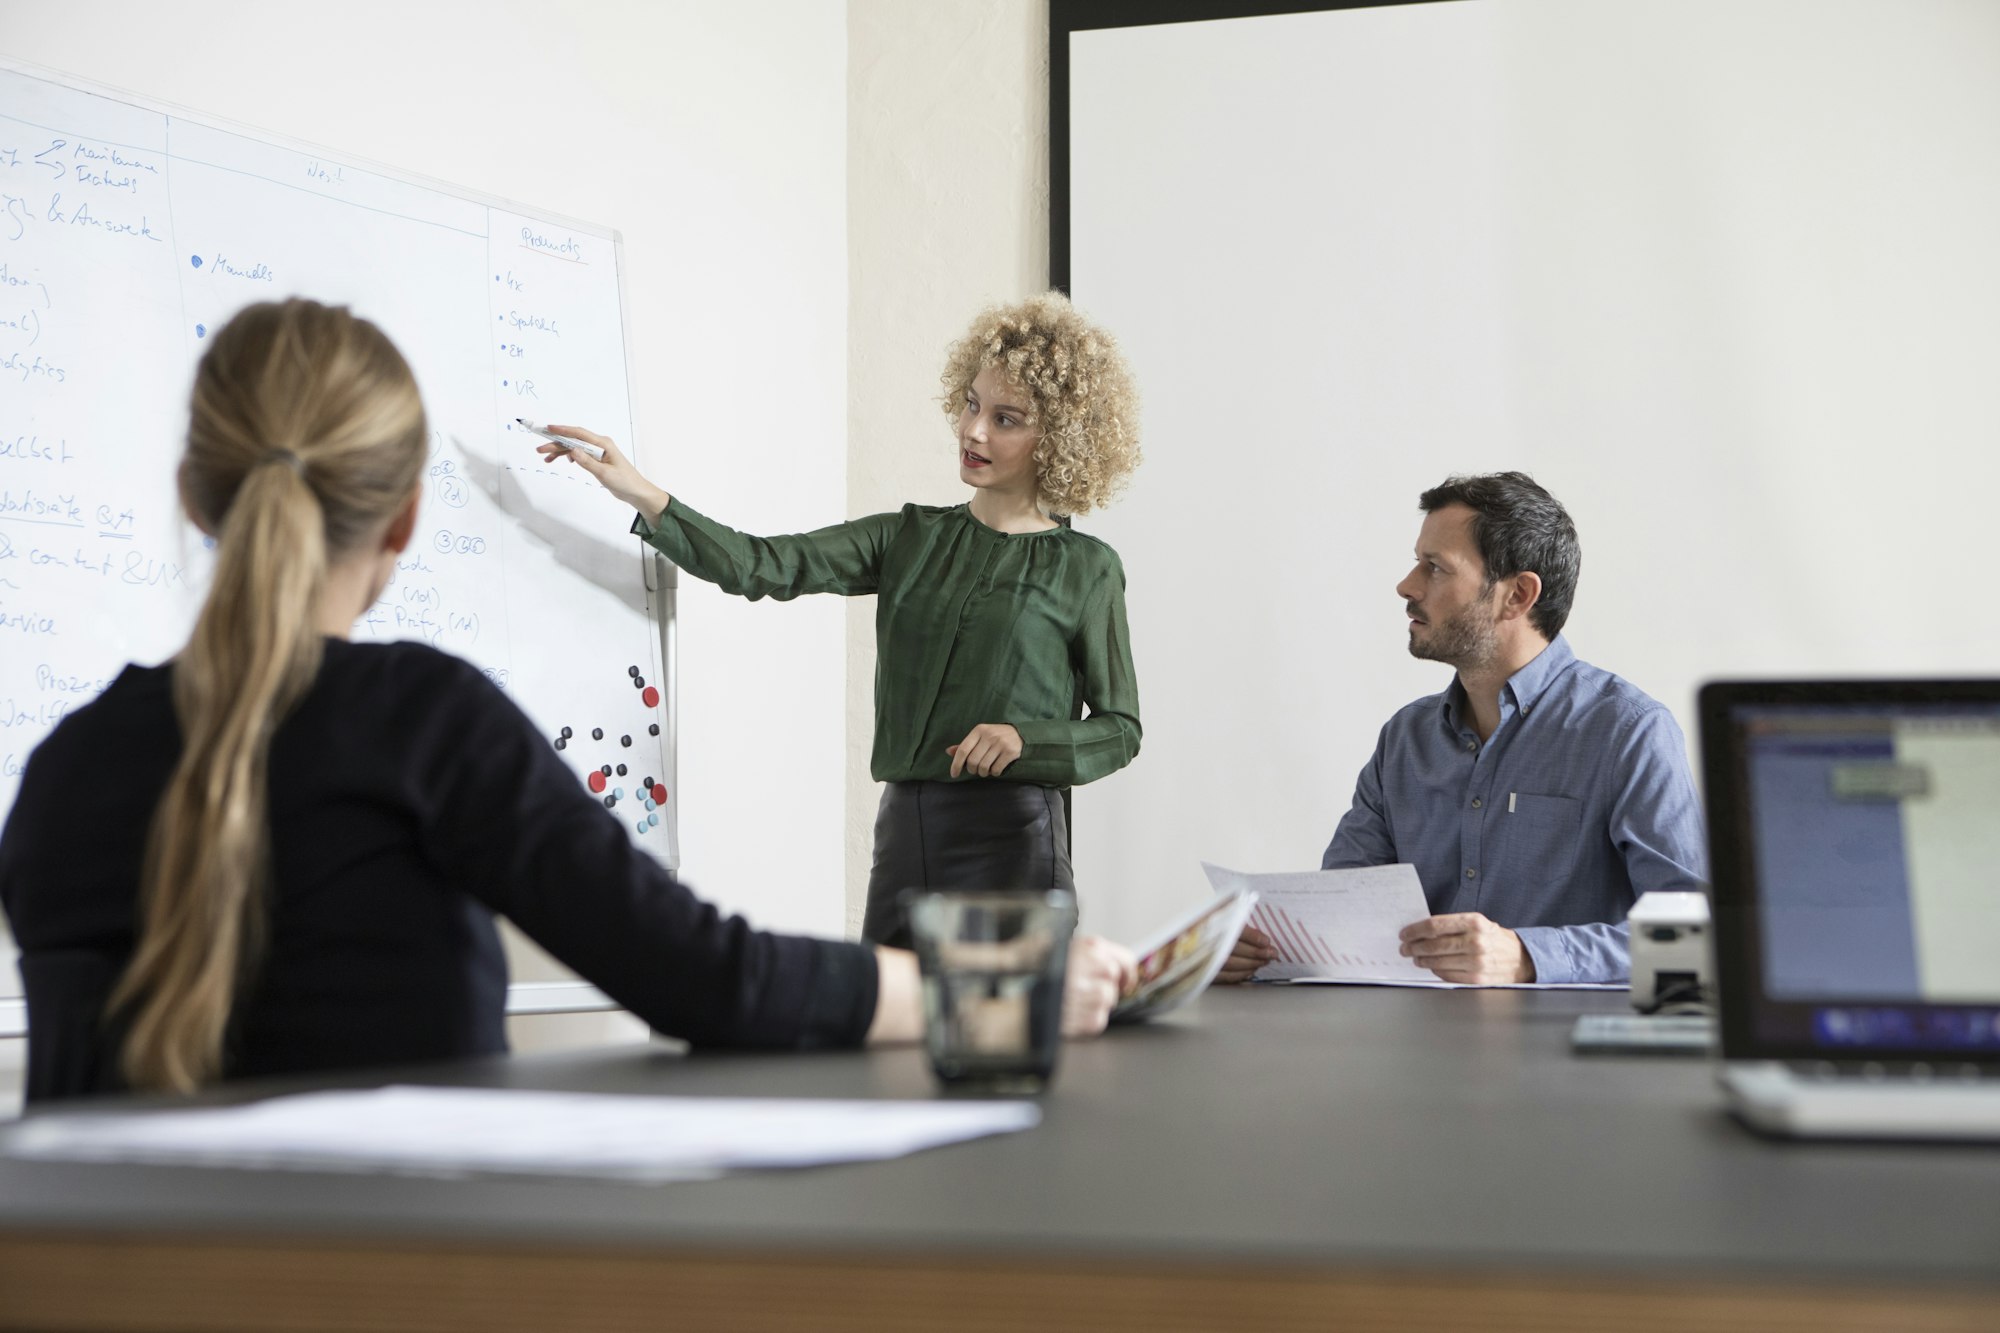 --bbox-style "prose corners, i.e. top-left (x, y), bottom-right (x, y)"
top-left (1781, 1060), bottom-right (1999, 1083)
